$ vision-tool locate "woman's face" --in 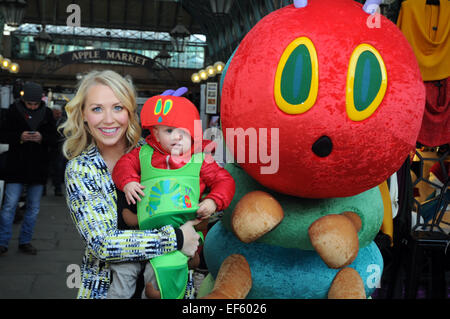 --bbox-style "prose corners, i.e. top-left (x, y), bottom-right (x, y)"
top-left (83, 84), bottom-right (129, 152)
